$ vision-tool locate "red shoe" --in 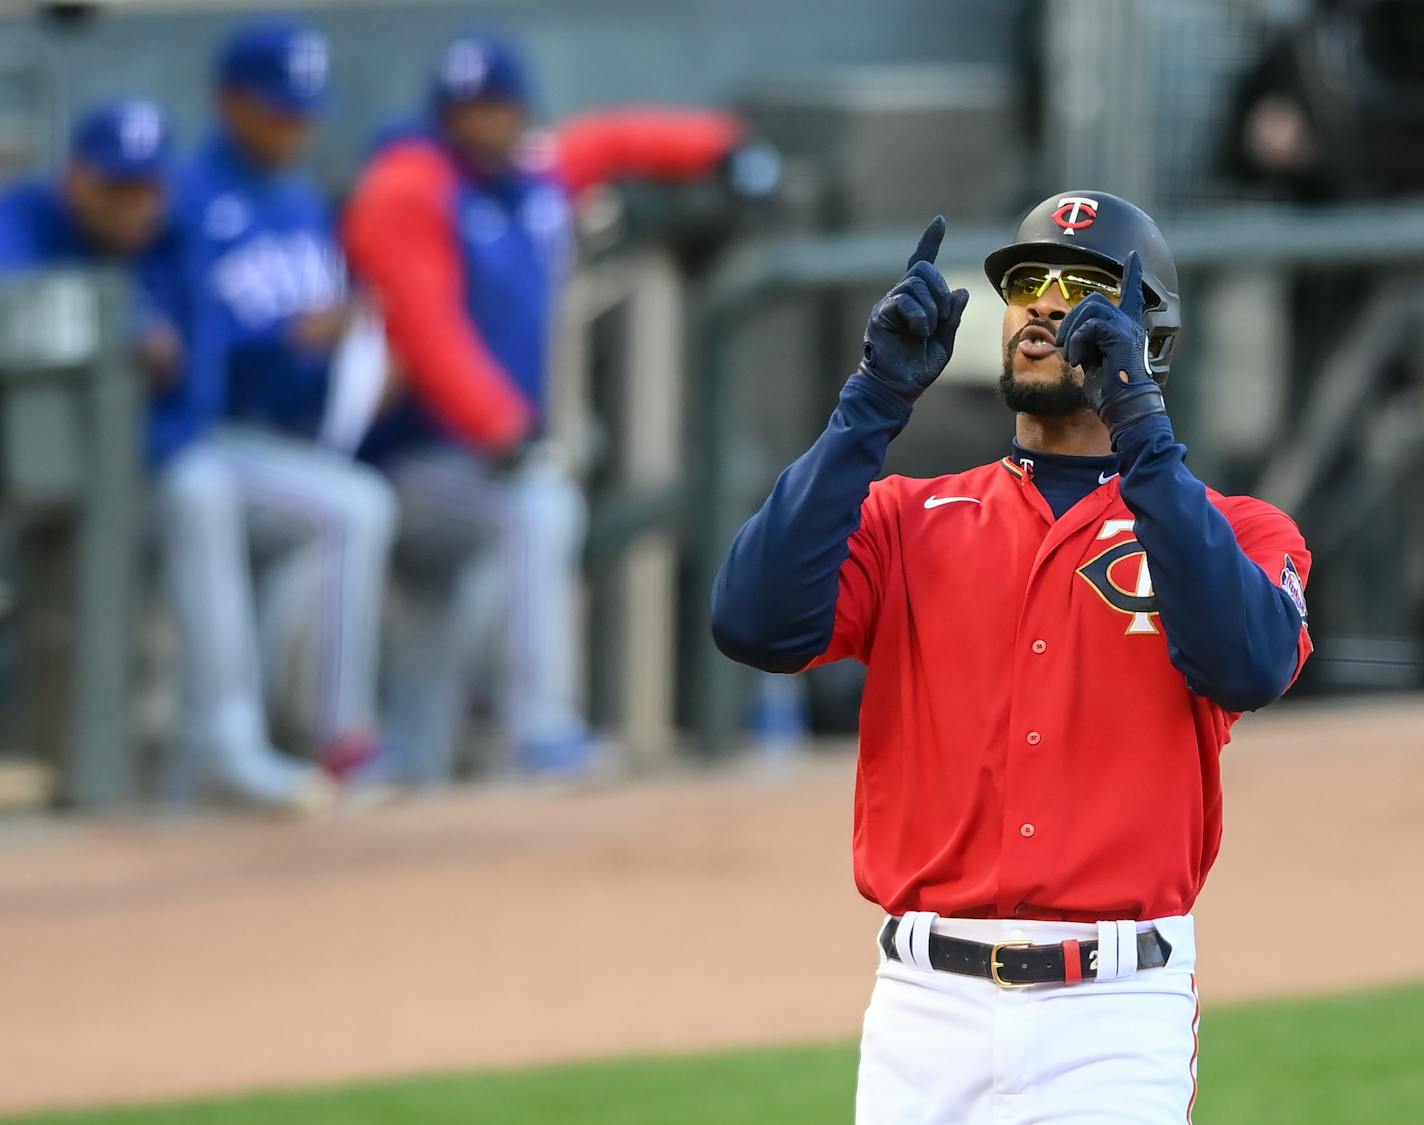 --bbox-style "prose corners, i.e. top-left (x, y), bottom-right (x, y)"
top-left (317, 732), bottom-right (380, 782)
